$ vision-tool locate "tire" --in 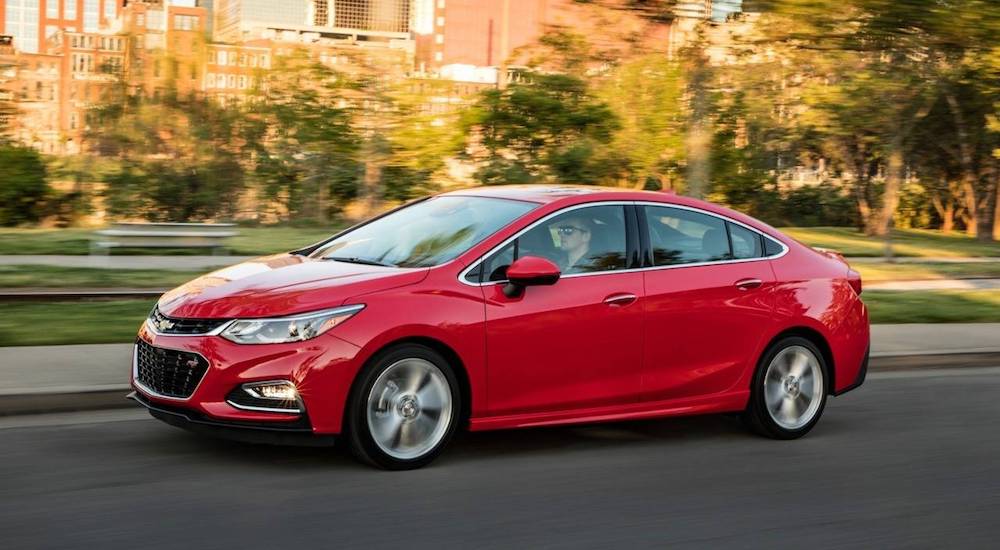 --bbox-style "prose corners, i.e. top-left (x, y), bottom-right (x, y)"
top-left (345, 344), bottom-right (461, 470)
top-left (743, 336), bottom-right (828, 439)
